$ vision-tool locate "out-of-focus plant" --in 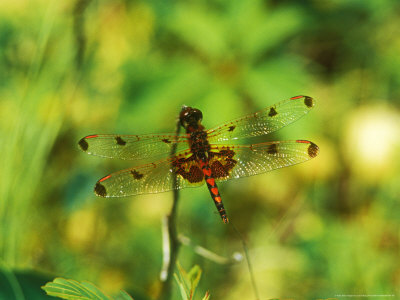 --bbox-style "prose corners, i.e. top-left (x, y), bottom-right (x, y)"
top-left (1, 0), bottom-right (400, 298)
top-left (174, 263), bottom-right (209, 300)
top-left (41, 264), bottom-right (209, 300)
top-left (42, 277), bottom-right (133, 300)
